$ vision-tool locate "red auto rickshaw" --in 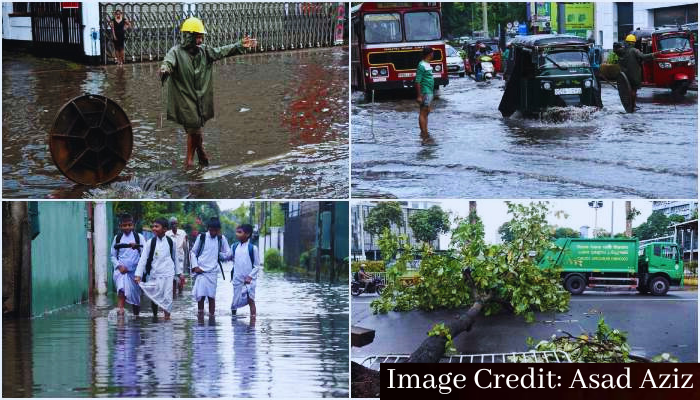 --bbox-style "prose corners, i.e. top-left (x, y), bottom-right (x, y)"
top-left (632, 27), bottom-right (696, 97)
